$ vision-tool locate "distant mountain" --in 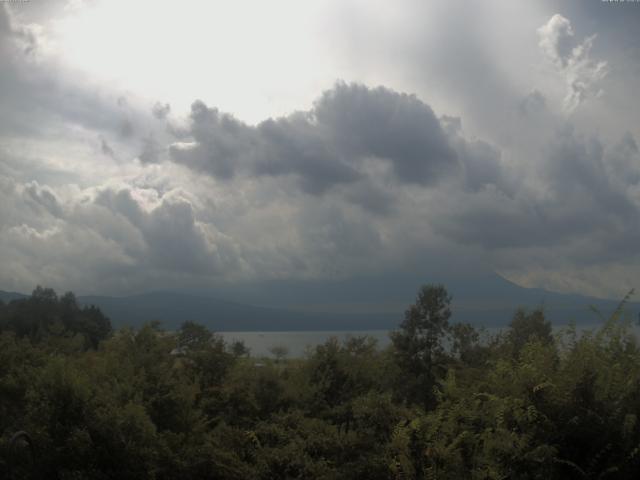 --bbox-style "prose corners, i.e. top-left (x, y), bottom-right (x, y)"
top-left (77, 292), bottom-right (394, 331)
top-left (198, 272), bottom-right (639, 329)
top-left (2, 273), bottom-right (638, 331)
top-left (0, 290), bottom-right (28, 303)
